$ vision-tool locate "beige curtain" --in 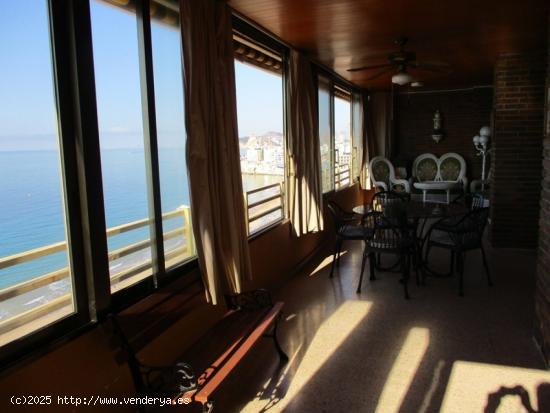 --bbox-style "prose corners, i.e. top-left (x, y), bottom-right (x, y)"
top-left (360, 91), bottom-right (395, 188)
top-left (360, 92), bottom-right (376, 188)
top-left (351, 91), bottom-right (363, 183)
top-left (180, 0), bottom-right (252, 305)
top-left (370, 91), bottom-right (392, 158)
top-left (287, 50), bottom-right (324, 236)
